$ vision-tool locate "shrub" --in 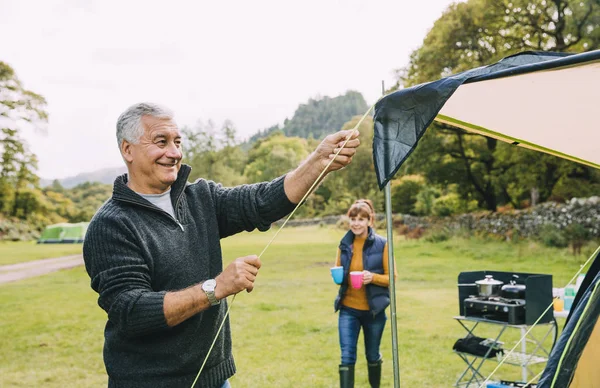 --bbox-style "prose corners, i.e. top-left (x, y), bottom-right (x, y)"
top-left (538, 224), bottom-right (568, 248)
top-left (432, 193), bottom-right (462, 217)
top-left (432, 193), bottom-right (478, 217)
top-left (564, 223), bottom-right (592, 255)
top-left (424, 226), bottom-right (451, 243)
top-left (414, 186), bottom-right (440, 216)
top-left (391, 175), bottom-right (425, 214)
